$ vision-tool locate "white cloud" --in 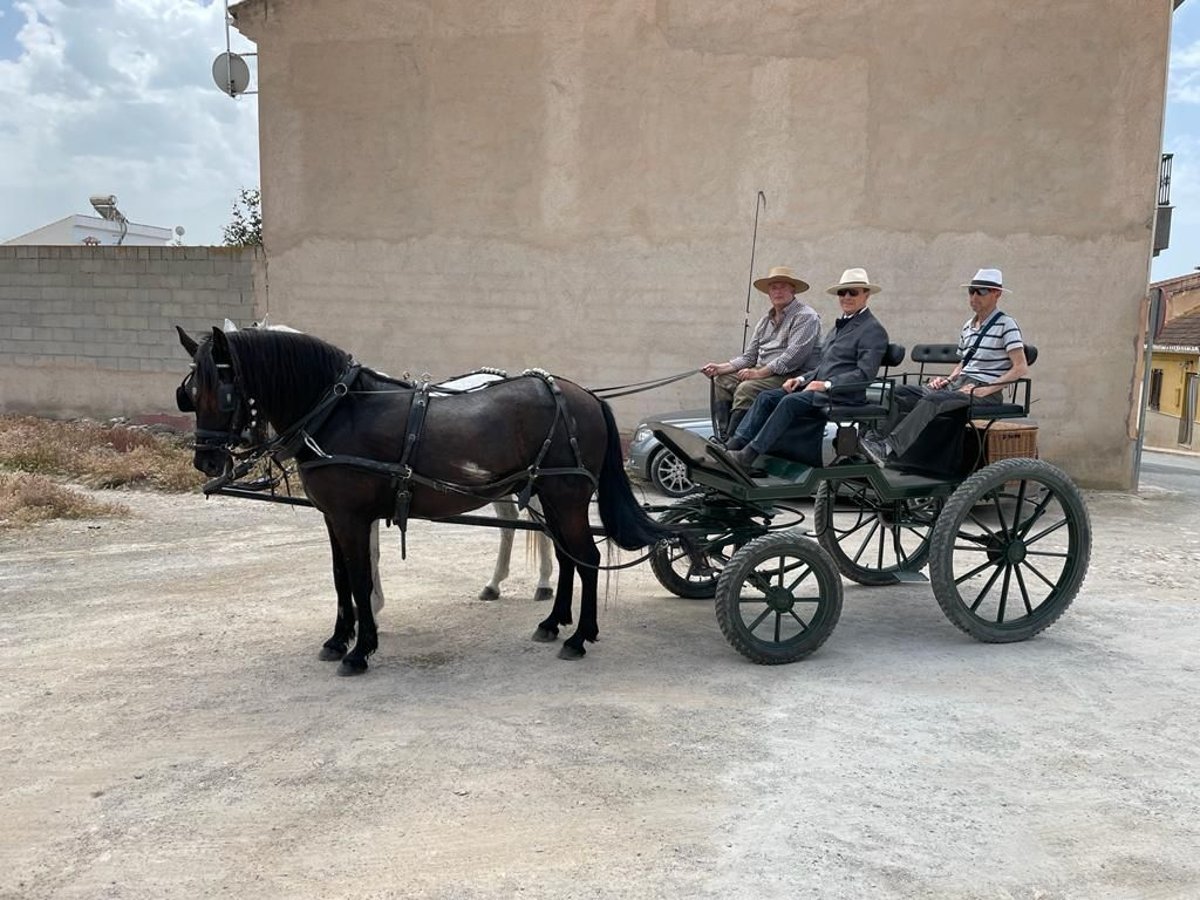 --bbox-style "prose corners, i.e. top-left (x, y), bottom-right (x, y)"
top-left (0, 0), bottom-right (259, 244)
